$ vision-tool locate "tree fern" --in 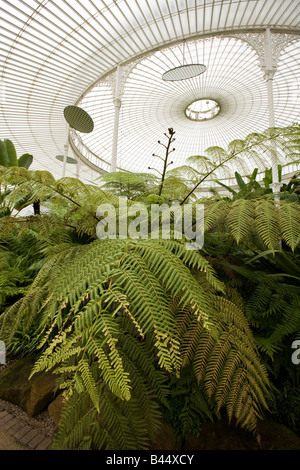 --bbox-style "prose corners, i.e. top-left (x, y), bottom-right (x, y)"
top-left (203, 200), bottom-right (231, 232)
top-left (52, 319), bottom-right (169, 450)
top-left (227, 199), bottom-right (255, 244)
top-left (221, 252), bottom-right (300, 361)
top-left (0, 234), bottom-right (271, 448)
top-left (279, 202), bottom-right (300, 251)
top-left (179, 294), bottom-right (269, 439)
top-left (1, 167), bottom-right (286, 447)
top-left (255, 200), bottom-right (281, 251)
top-left (203, 199), bottom-right (300, 253)
top-left (179, 124), bottom-right (300, 204)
